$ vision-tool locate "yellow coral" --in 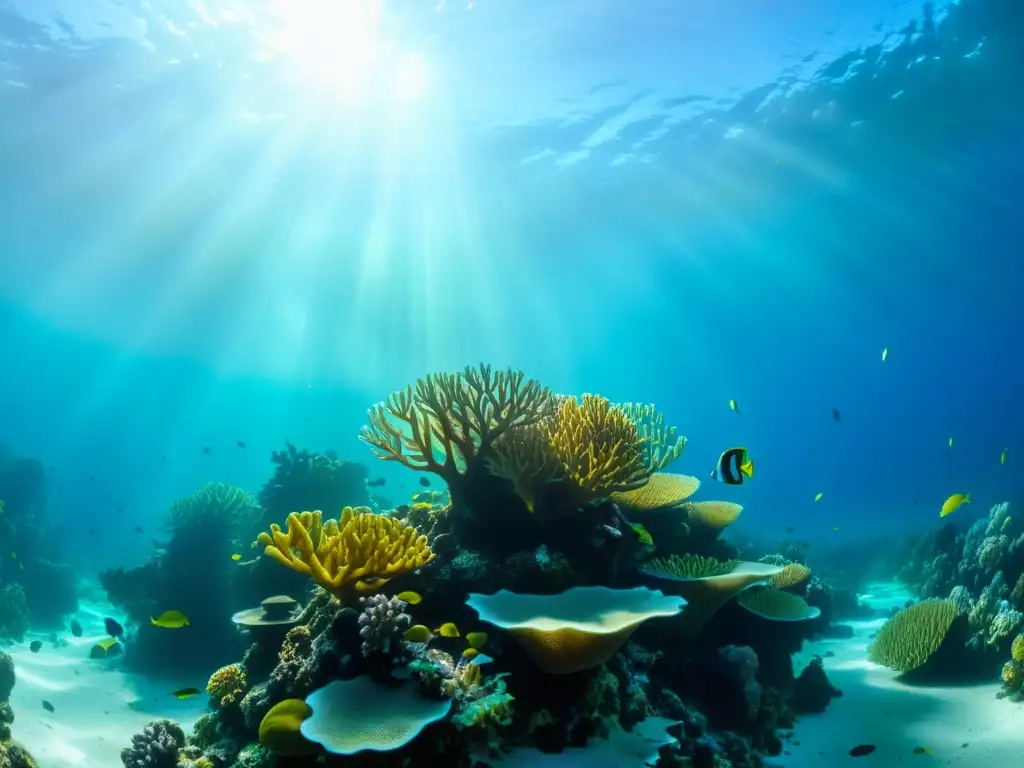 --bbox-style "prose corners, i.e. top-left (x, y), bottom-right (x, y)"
top-left (1012, 633), bottom-right (1024, 664)
top-left (360, 364), bottom-right (553, 496)
top-left (545, 395), bottom-right (653, 499)
top-left (488, 420), bottom-right (564, 512)
top-left (258, 507), bottom-right (435, 604)
top-left (681, 500), bottom-right (743, 529)
top-left (610, 472), bottom-right (700, 511)
top-left (769, 563), bottom-right (811, 589)
top-left (867, 599), bottom-right (959, 673)
top-left (1001, 660), bottom-right (1022, 690)
top-left (206, 663), bottom-right (247, 707)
